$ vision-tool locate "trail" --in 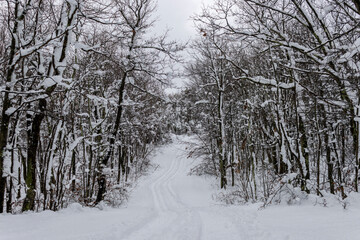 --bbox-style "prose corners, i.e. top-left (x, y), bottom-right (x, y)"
top-left (1, 135), bottom-right (360, 240)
